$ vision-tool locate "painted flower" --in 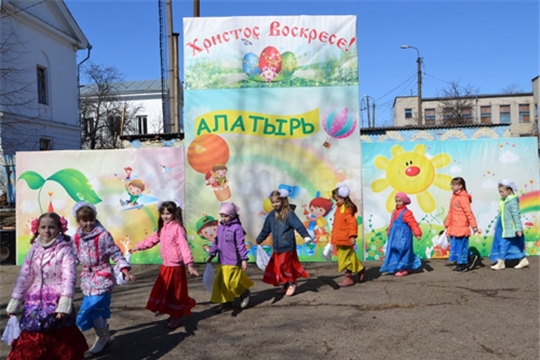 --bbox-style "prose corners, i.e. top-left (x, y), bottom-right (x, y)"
top-left (261, 66), bottom-right (278, 82)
